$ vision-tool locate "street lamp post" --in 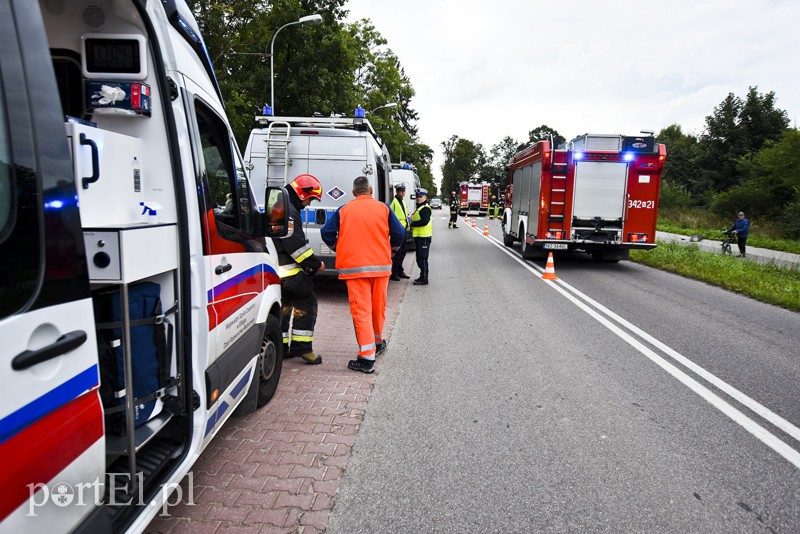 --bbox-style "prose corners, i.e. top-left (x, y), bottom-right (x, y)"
top-left (268, 14), bottom-right (323, 115)
top-left (369, 102), bottom-right (397, 114)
